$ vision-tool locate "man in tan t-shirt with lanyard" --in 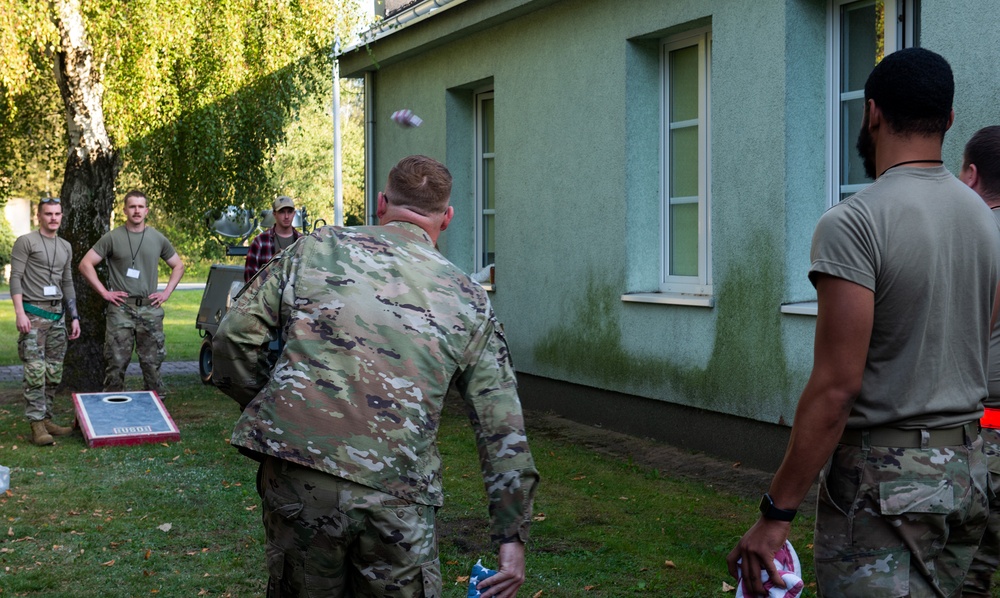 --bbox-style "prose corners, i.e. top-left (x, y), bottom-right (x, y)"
top-left (10, 198), bottom-right (80, 446)
top-left (79, 190), bottom-right (185, 395)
